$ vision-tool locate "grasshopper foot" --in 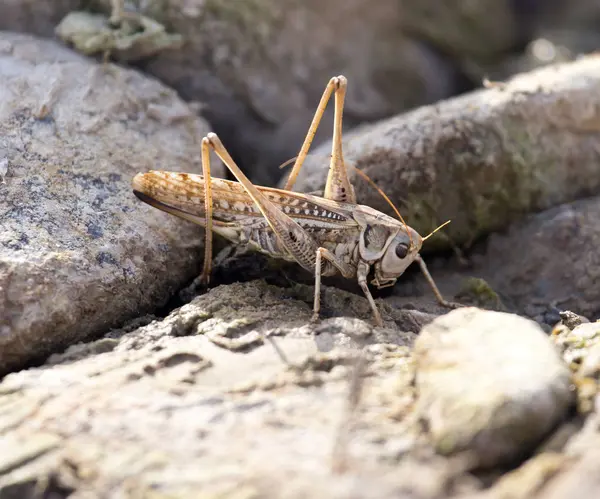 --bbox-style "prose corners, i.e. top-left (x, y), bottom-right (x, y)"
top-left (439, 299), bottom-right (464, 310)
top-left (198, 272), bottom-right (210, 289)
top-left (372, 311), bottom-right (384, 328)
